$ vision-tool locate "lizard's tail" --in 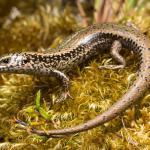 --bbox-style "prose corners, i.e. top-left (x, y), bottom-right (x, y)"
top-left (29, 61), bottom-right (150, 136)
